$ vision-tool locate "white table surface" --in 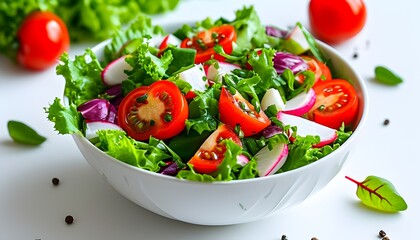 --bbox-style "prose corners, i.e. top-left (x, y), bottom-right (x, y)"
top-left (1, 0), bottom-right (418, 239)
